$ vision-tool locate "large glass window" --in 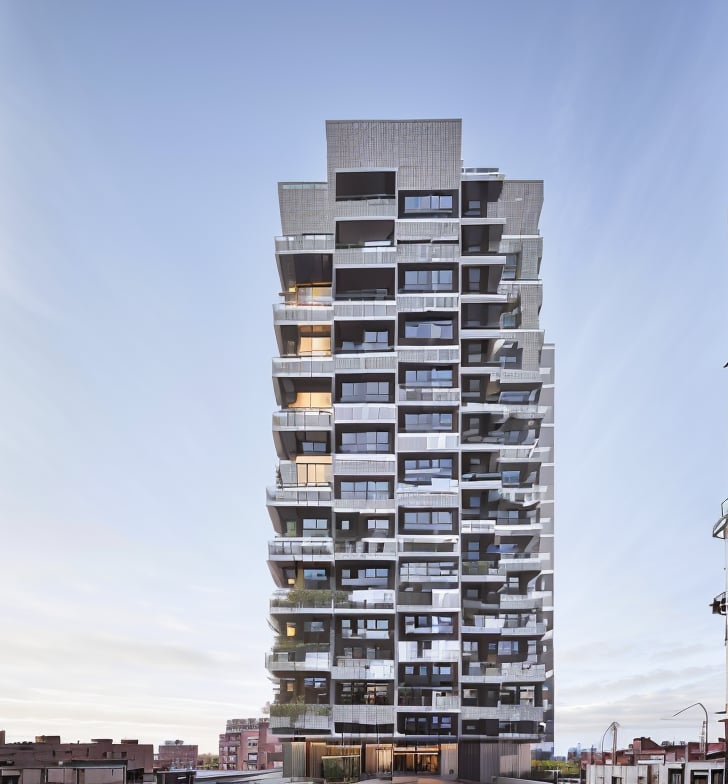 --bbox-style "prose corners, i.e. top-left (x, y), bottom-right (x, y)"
top-left (340, 380), bottom-right (391, 402)
top-left (403, 319), bottom-right (454, 340)
top-left (339, 431), bottom-right (390, 453)
top-left (402, 457), bottom-right (454, 484)
top-left (403, 367), bottom-right (453, 387)
top-left (403, 412), bottom-right (453, 432)
top-left (339, 480), bottom-right (391, 499)
top-left (401, 269), bottom-right (453, 292)
top-left (401, 510), bottom-right (454, 533)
